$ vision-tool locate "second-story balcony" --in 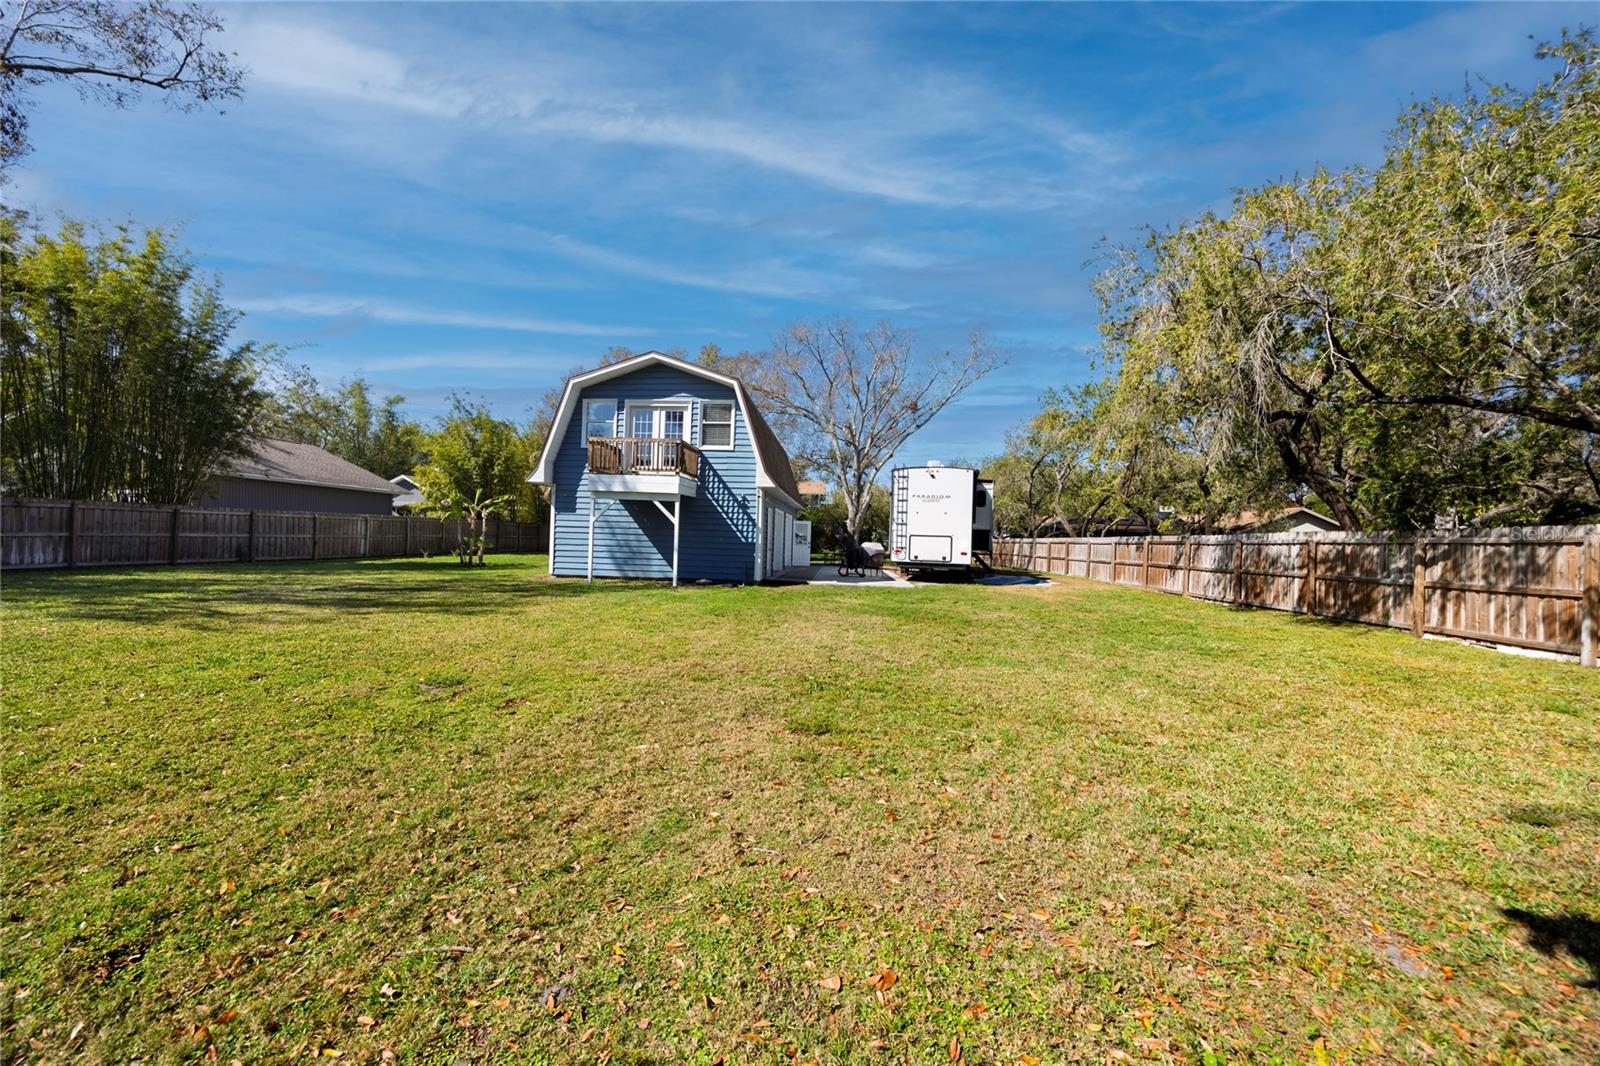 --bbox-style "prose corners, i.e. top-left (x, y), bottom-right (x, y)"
top-left (586, 437), bottom-right (701, 498)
